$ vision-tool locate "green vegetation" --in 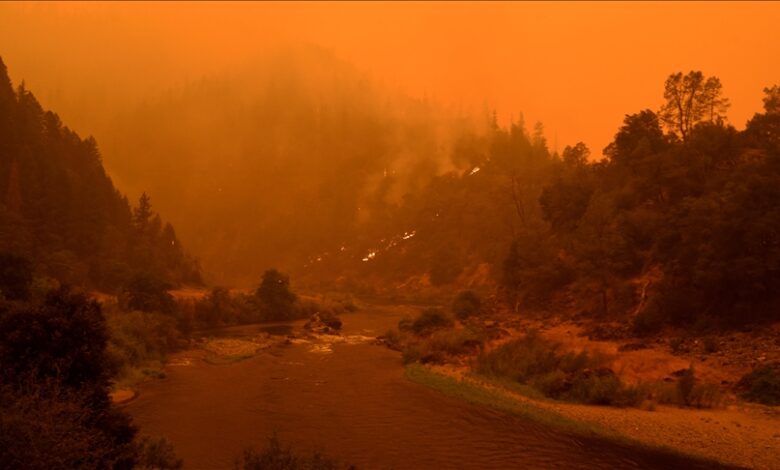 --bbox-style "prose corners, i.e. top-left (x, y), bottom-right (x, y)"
top-left (405, 364), bottom-right (731, 468)
top-left (405, 363), bottom-right (609, 437)
top-left (738, 363), bottom-right (780, 406)
top-left (238, 435), bottom-right (355, 470)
